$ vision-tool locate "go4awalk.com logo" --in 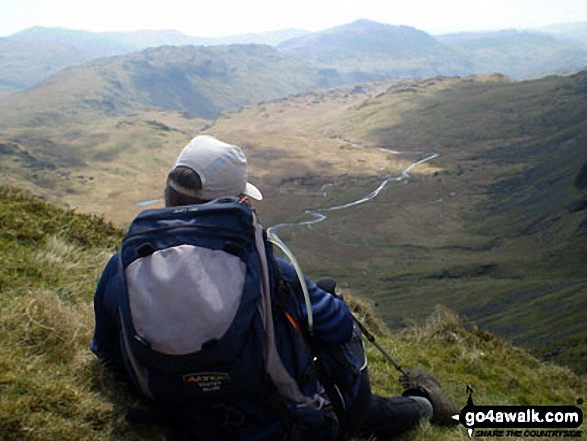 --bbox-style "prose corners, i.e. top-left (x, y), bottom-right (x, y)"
top-left (452, 386), bottom-right (584, 438)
